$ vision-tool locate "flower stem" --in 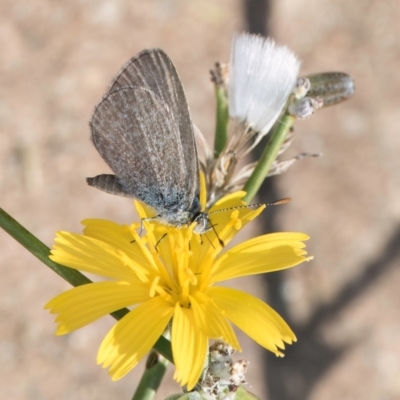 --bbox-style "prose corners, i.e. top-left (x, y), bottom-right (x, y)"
top-left (213, 85), bottom-right (229, 157)
top-left (242, 114), bottom-right (295, 203)
top-left (131, 352), bottom-right (169, 400)
top-left (0, 207), bottom-right (173, 363)
top-left (0, 207), bottom-right (92, 287)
